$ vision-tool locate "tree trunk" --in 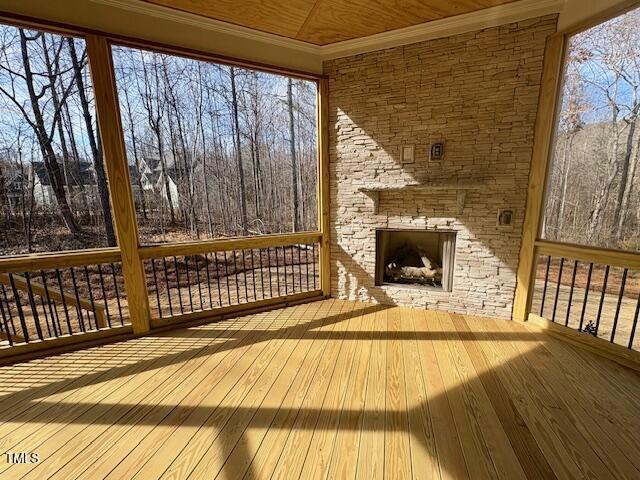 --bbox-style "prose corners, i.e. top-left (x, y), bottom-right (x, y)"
top-left (230, 67), bottom-right (248, 235)
top-left (19, 29), bottom-right (80, 235)
top-left (557, 134), bottom-right (576, 234)
top-left (155, 126), bottom-right (175, 224)
top-left (67, 37), bottom-right (116, 246)
top-left (613, 110), bottom-right (639, 242)
top-left (588, 105), bottom-right (622, 242)
top-left (287, 78), bottom-right (300, 232)
top-left (122, 83), bottom-right (147, 220)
